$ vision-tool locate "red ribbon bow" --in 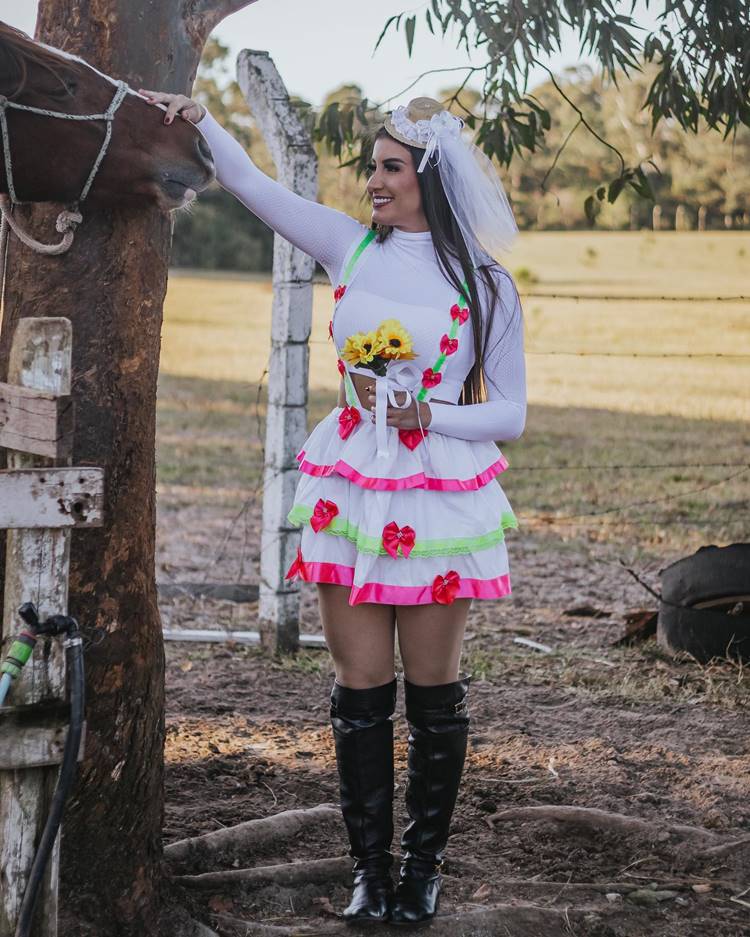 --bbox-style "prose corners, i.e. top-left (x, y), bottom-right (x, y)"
top-left (328, 319), bottom-right (334, 340)
top-left (285, 546), bottom-right (305, 580)
top-left (382, 522), bottom-right (416, 559)
top-left (338, 405), bottom-right (361, 440)
top-left (432, 570), bottom-right (461, 604)
top-left (450, 304), bottom-right (469, 324)
top-left (310, 498), bottom-right (339, 533)
top-left (398, 428), bottom-right (428, 450)
top-left (440, 334), bottom-right (458, 356)
top-left (421, 368), bottom-right (442, 389)
top-left (337, 358), bottom-right (345, 376)
top-left (333, 284), bottom-right (346, 302)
